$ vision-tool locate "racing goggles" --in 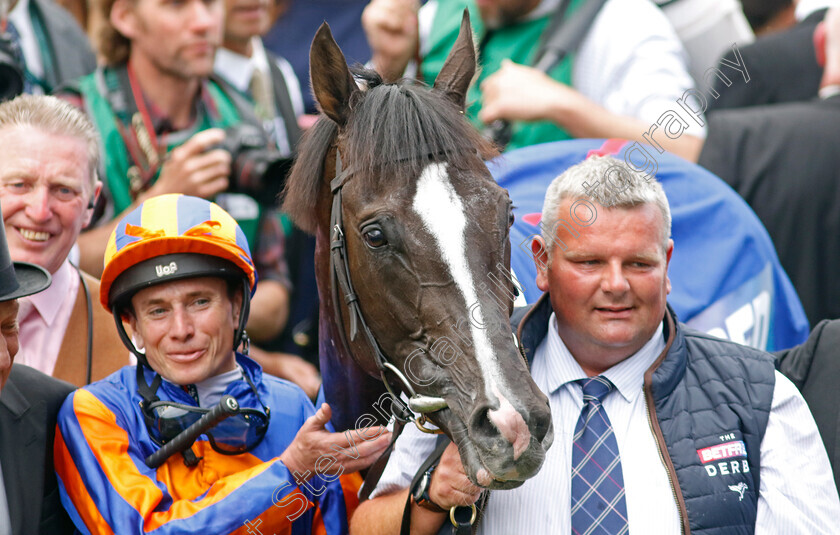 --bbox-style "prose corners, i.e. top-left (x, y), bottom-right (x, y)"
top-left (143, 378), bottom-right (270, 455)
